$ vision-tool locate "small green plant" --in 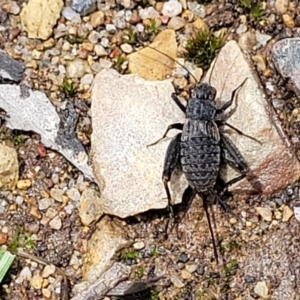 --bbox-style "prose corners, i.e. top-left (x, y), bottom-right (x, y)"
top-left (239, 0), bottom-right (265, 18)
top-left (150, 289), bottom-right (159, 300)
top-left (224, 259), bottom-right (238, 276)
top-left (7, 229), bottom-right (36, 253)
top-left (145, 18), bottom-right (159, 35)
top-left (11, 134), bottom-right (25, 146)
top-left (196, 290), bottom-right (207, 300)
top-left (0, 247), bottom-right (15, 283)
top-left (127, 28), bottom-right (137, 44)
top-left (60, 78), bottom-right (77, 97)
top-left (67, 35), bottom-right (84, 45)
top-left (122, 250), bottom-right (139, 261)
top-left (113, 54), bottom-right (127, 73)
top-left (149, 247), bottom-right (159, 257)
top-left (184, 29), bottom-right (223, 71)
top-left (220, 240), bottom-right (241, 254)
top-left (135, 266), bottom-right (144, 279)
